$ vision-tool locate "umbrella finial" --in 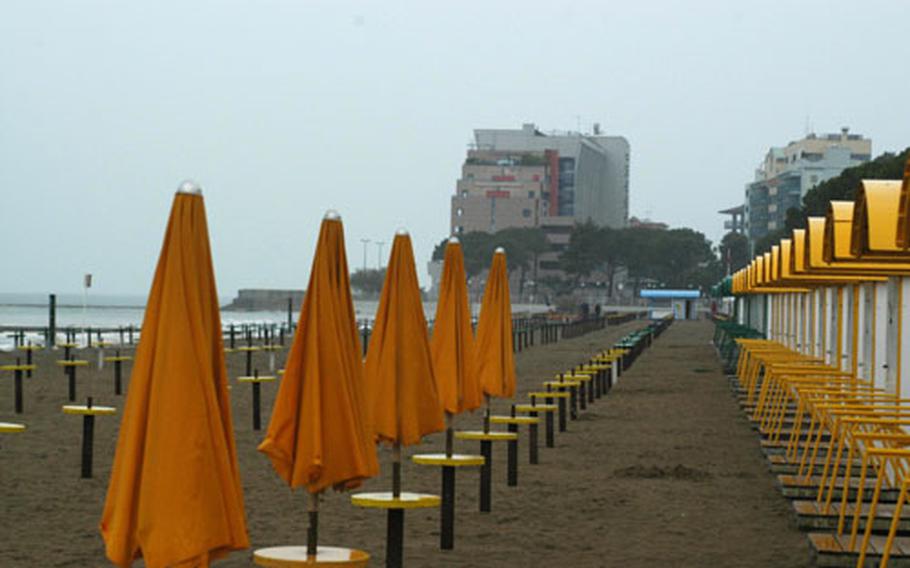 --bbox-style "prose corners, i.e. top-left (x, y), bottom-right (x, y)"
top-left (395, 227), bottom-right (409, 236)
top-left (494, 246), bottom-right (505, 254)
top-left (324, 209), bottom-right (341, 221)
top-left (448, 236), bottom-right (460, 244)
top-left (177, 180), bottom-right (202, 195)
